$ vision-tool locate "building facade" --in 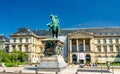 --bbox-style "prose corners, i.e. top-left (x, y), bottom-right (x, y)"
top-left (68, 28), bottom-right (120, 64)
top-left (0, 35), bottom-right (9, 52)
top-left (9, 28), bottom-right (44, 63)
top-left (67, 30), bottom-right (95, 64)
top-left (9, 27), bottom-right (120, 64)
